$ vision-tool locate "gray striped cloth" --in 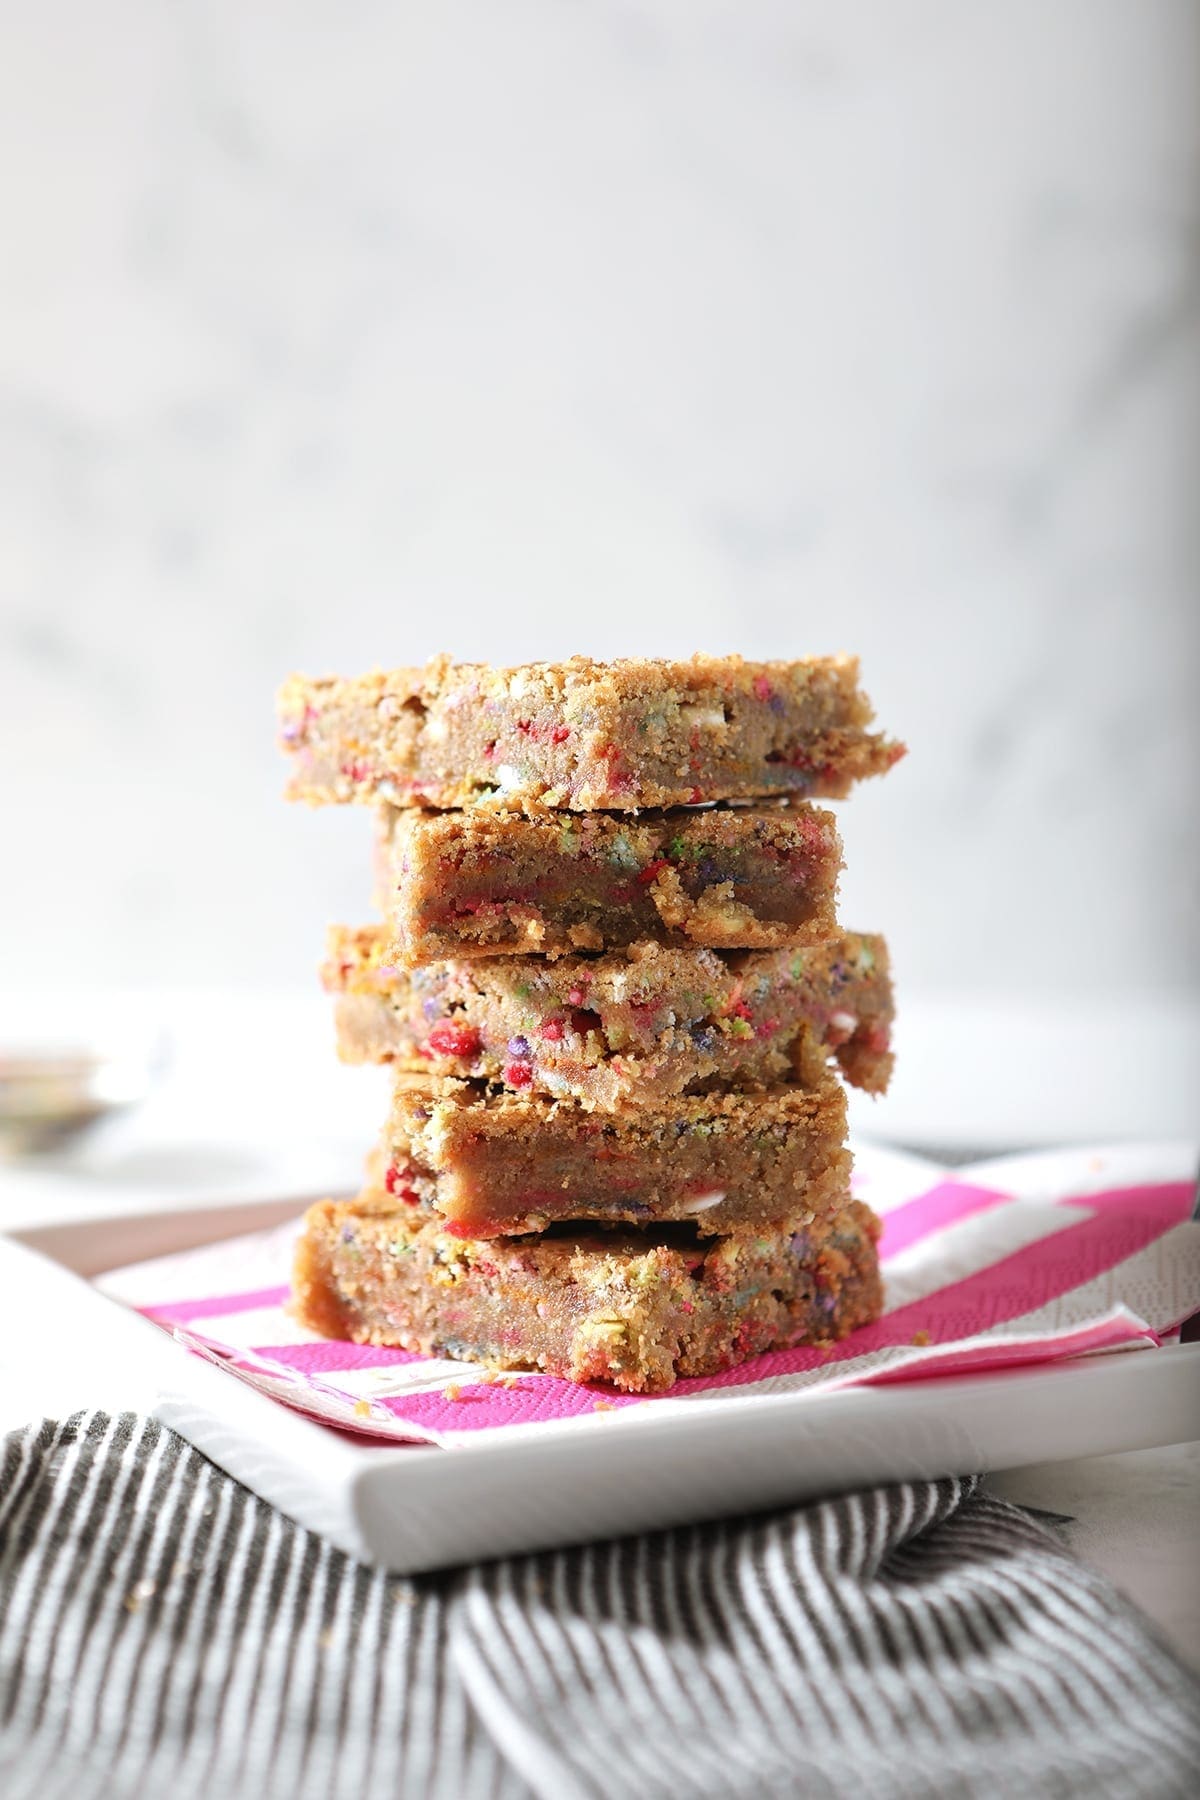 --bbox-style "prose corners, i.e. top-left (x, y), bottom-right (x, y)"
top-left (1, 1412), bottom-right (1197, 1799)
